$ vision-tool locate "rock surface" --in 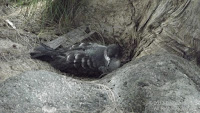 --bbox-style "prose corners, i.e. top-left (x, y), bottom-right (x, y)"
top-left (80, 0), bottom-right (200, 63)
top-left (0, 39), bottom-right (58, 82)
top-left (99, 53), bottom-right (200, 112)
top-left (1, 53), bottom-right (200, 113)
top-left (0, 70), bottom-right (115, 113)
top-left (1, 1), bottom-right (200, 113)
